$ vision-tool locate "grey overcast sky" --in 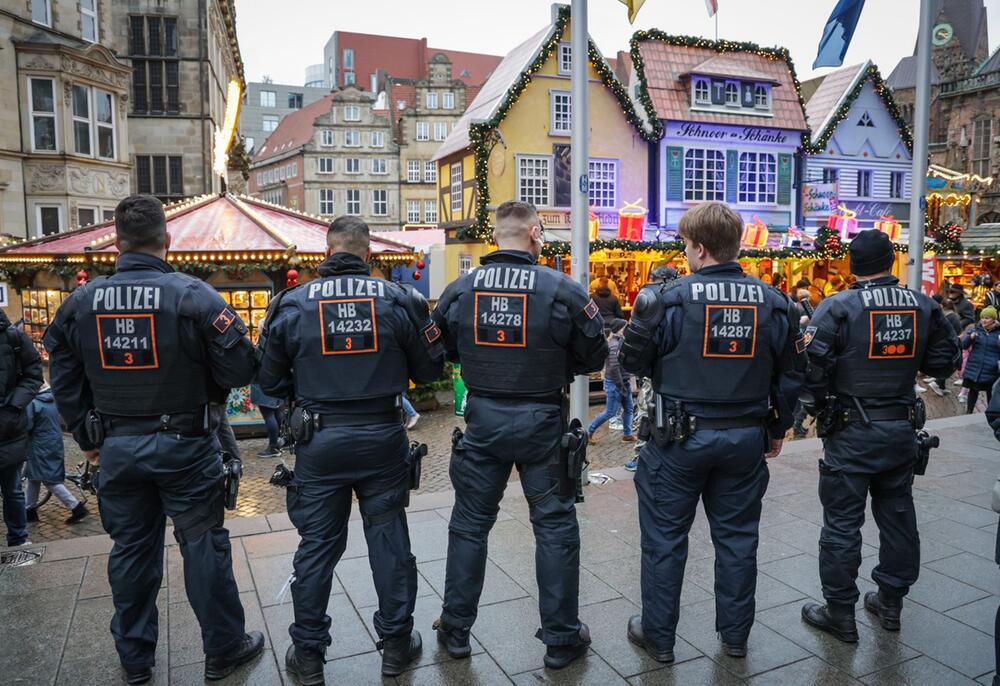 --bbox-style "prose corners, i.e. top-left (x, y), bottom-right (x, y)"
top-left (235, 0), bottom-right (1000, 86)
